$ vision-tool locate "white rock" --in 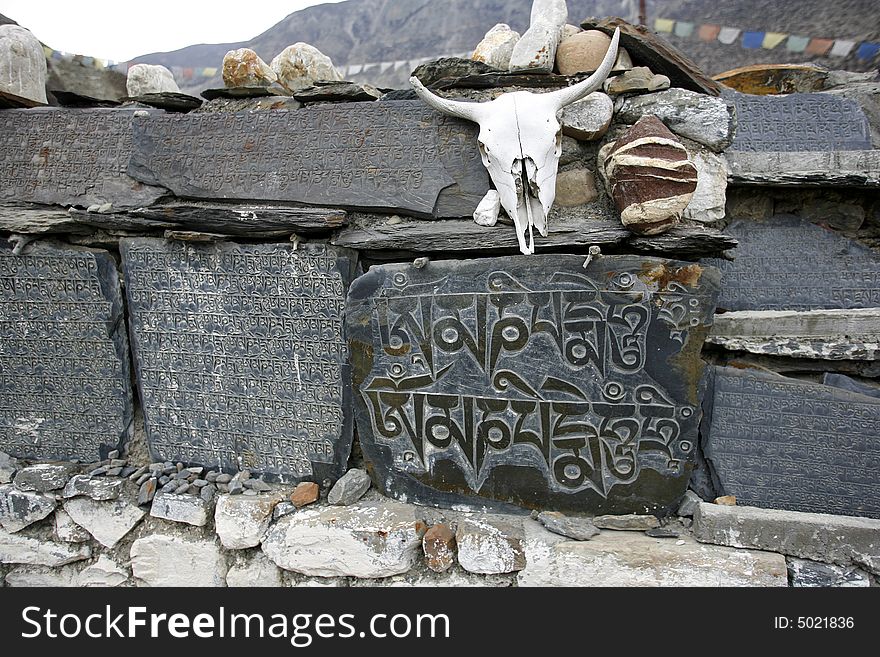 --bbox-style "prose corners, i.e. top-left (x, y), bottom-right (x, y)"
top-left (473, 189), bottom-right (502, 226)
top-left (126, 64), bottom-right (180, 97)
top-left (63, 495), bottom-right (145, 548)
top-left (80, 555), bottom-right (129, 587)
top-left (472, 24), bottom-right (521, 70)
top-left (508, 0), bottom-right (568, 72)
top-left (0, 483), bottom-right (57, 532)
top-left (518, 519), bottom-right (788, 586)
top-left (262, 497), bottom-right (426, 578)
top-left (63, 474), bottom-right (123, 501)
top-left (270, 43), bottom-right (342, 93)
top-left (54, 508), bottom-right (91, 543)
top-left (0, 527), bottom-right (91, 566)
top-left (682, 146), bottom-right (728, 223)
top-left (456, 515), bottom-right (526, 575)
top-left (561, 91), bottom-right (614, 141)
top-left (214, 493), bottom-right (282, 549)
top-left (226, 551), bottom-right (284, 587)
top-left (130, 534), bottom-right (227, 587)
top-left (0, 25), bottom-right (48, 104)
top-left (222, 48), bottom-right (277, 88)
top-left (5, 566), bottom-right (80, 587)
top-left (150, 491), bottom-right (212, 527)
